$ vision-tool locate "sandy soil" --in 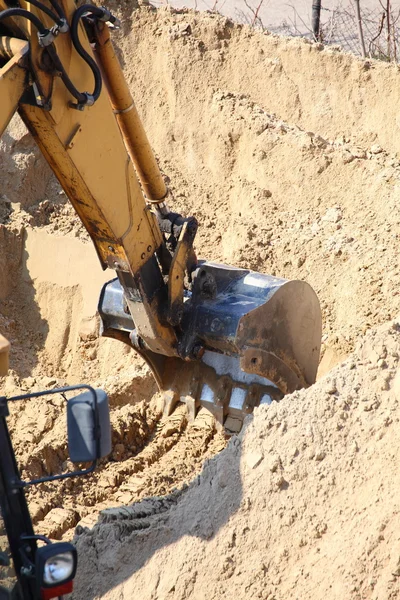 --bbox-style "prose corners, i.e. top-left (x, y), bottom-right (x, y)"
top-left (74, 321), bottom-right (400, 600)
top-left (1, 4), bottom-right (400, 599)
top-left (149, 0), bottom-right (400, 41)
